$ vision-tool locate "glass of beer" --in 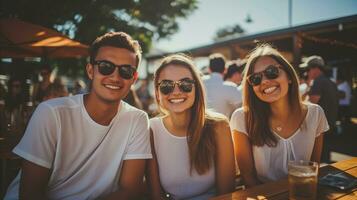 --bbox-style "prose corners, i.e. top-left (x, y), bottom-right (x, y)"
top-left (288, 160), bottom-right (318, 200)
